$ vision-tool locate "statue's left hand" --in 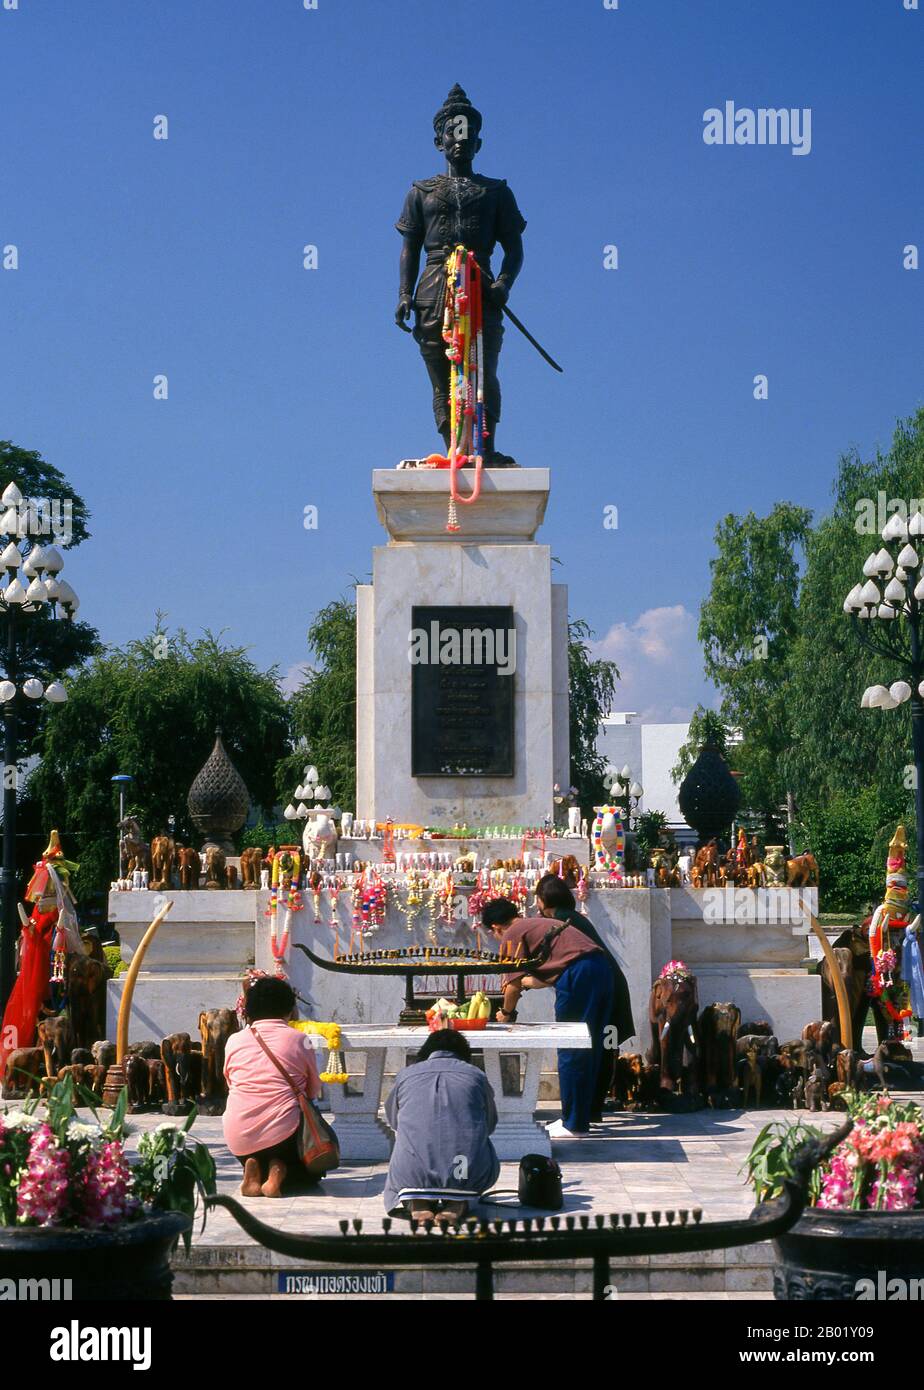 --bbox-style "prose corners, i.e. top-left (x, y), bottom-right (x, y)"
top-left (486, 279), bottom-right (510, 309)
